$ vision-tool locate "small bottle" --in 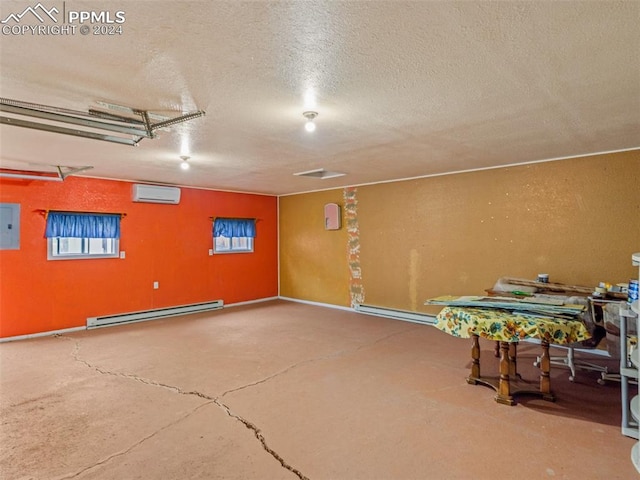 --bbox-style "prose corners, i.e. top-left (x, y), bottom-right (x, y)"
top-left (629, 279), bottom-right (639, 305)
